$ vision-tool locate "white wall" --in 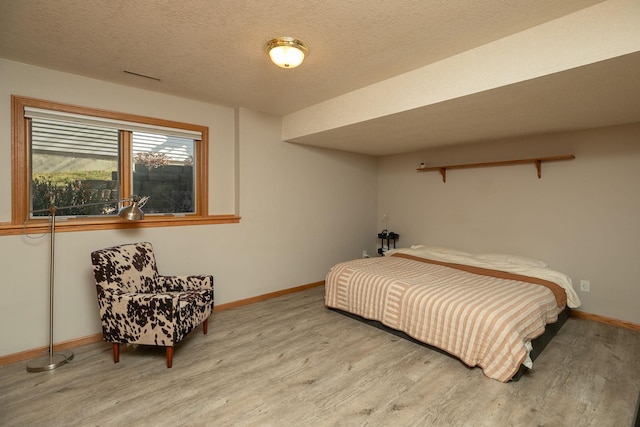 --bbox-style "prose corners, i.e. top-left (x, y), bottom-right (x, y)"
top-left (377, 124), bottom-right (640, 324)
top-left (0, 59), bottom-right (378, 357)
